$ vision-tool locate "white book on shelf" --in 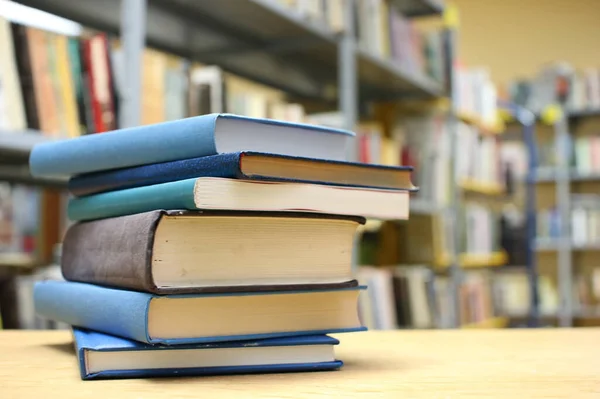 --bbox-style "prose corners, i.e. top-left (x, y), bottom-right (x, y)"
top-left (0, 17), bottom-right (27, 131)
